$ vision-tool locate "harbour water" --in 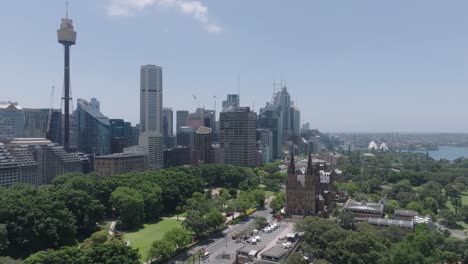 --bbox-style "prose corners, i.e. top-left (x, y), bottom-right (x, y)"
top-left (417, 146), bottom-right (468, 161)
